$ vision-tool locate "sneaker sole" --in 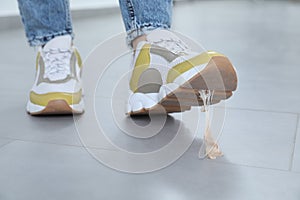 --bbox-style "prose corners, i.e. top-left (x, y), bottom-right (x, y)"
top-left (27, 99), bottom-right (84, 116)
top-left (127, 56), bottom-right (237, 115)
